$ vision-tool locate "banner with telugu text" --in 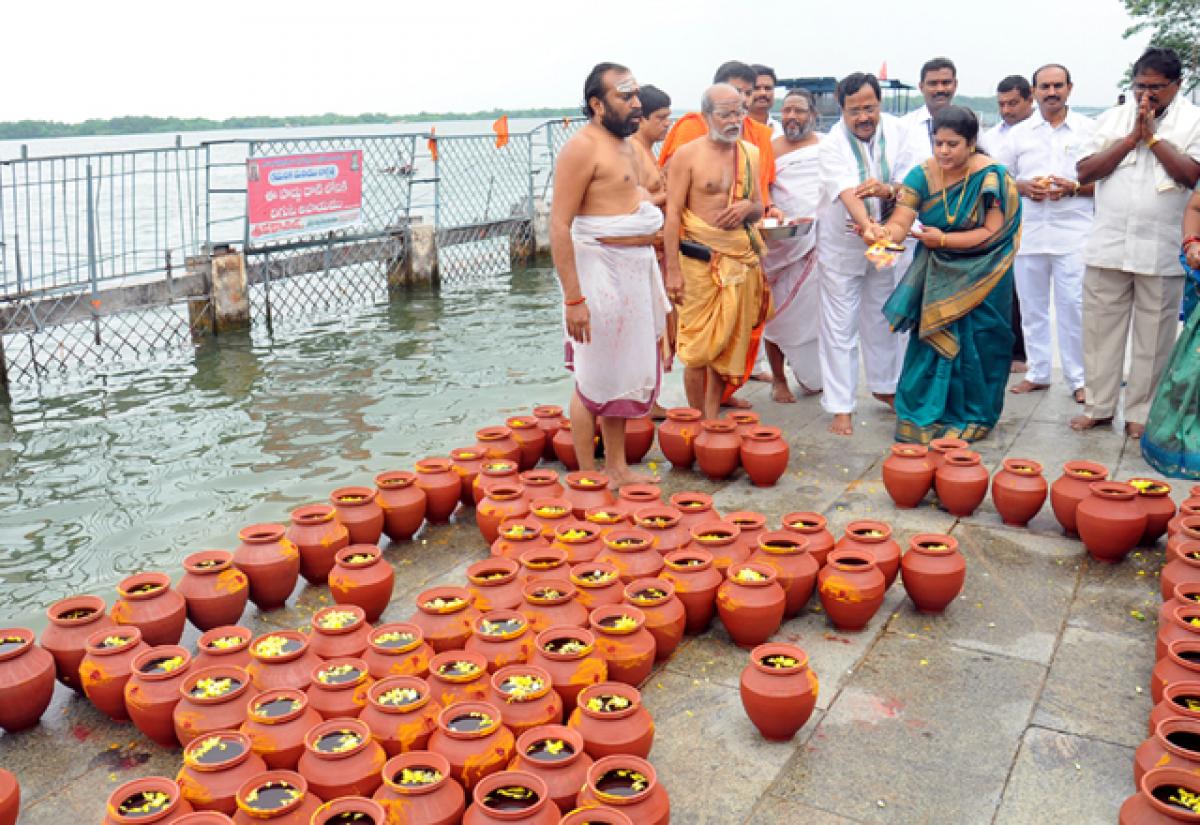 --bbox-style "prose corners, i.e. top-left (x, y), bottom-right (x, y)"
top-left (246, 151), bottom-right (363, 243)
